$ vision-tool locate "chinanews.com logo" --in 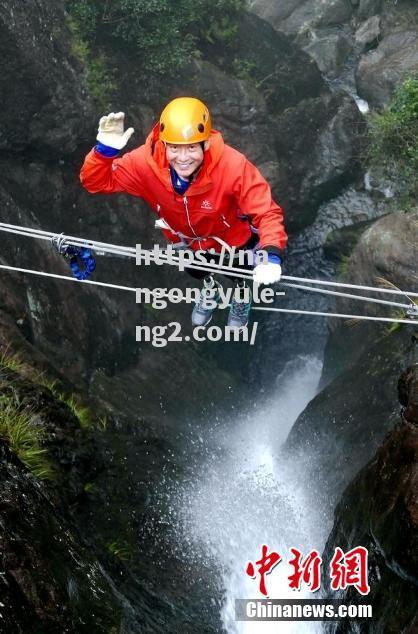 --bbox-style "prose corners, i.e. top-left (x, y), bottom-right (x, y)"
top-left (235, 544), bottom-right (373, 622)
